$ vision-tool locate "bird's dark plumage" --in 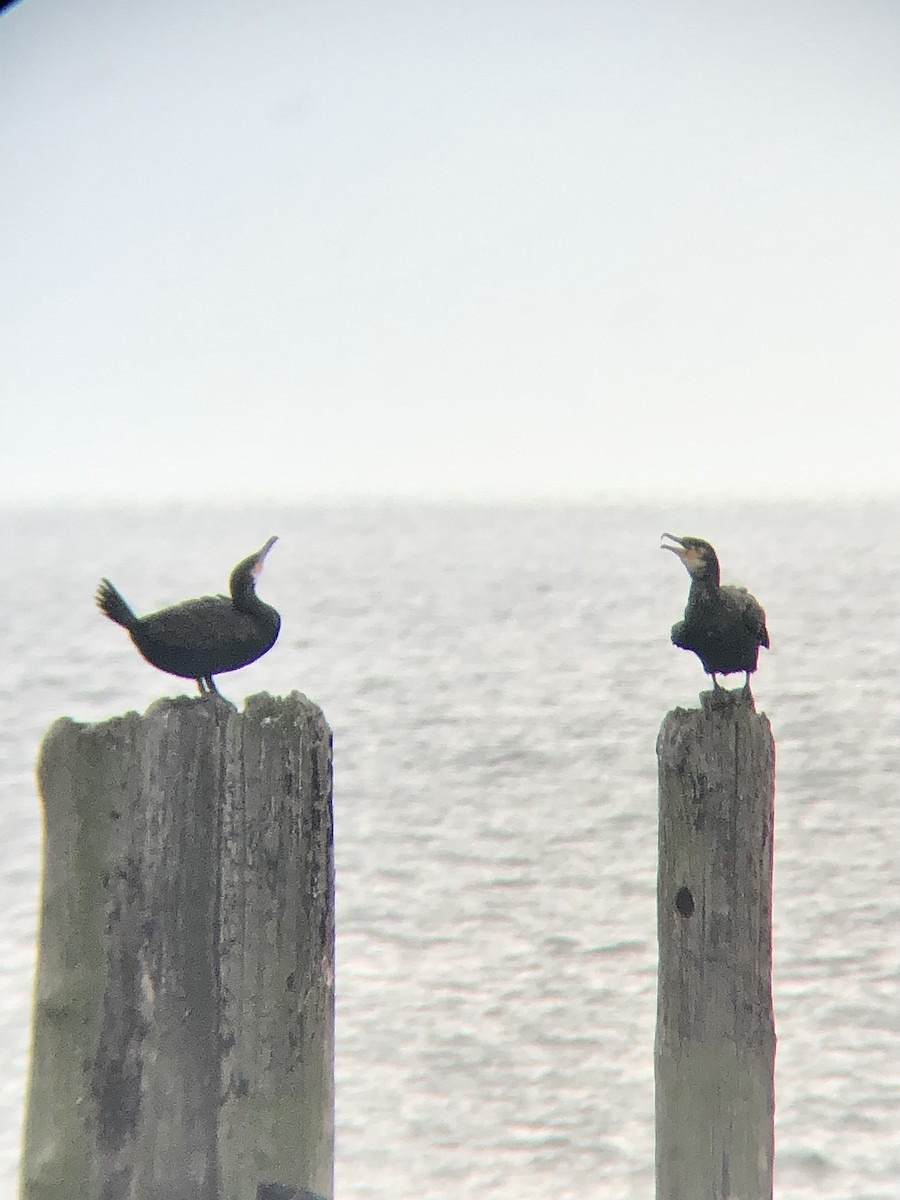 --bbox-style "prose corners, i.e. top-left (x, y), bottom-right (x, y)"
top-left (96, 537), bottom-right (281, 694)
top-left (661, 533), bottom-right (768, 691)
